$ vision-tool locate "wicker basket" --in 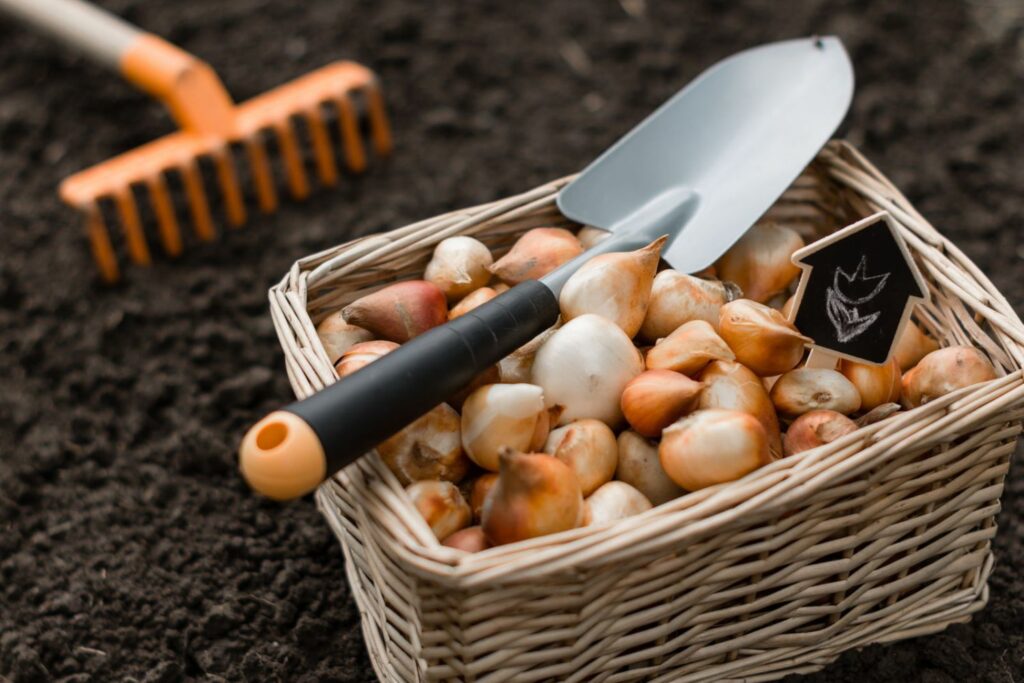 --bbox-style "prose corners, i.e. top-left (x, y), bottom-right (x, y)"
top-left (268, 140), bottom-right (1024, 682)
